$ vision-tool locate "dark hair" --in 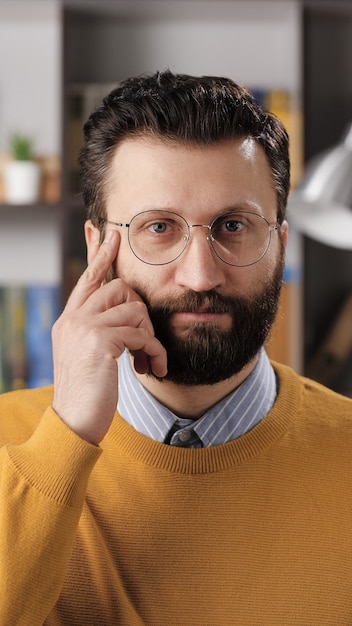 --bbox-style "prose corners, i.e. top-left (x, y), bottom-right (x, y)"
top-left (79, 70), bottom-right (290, 225)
